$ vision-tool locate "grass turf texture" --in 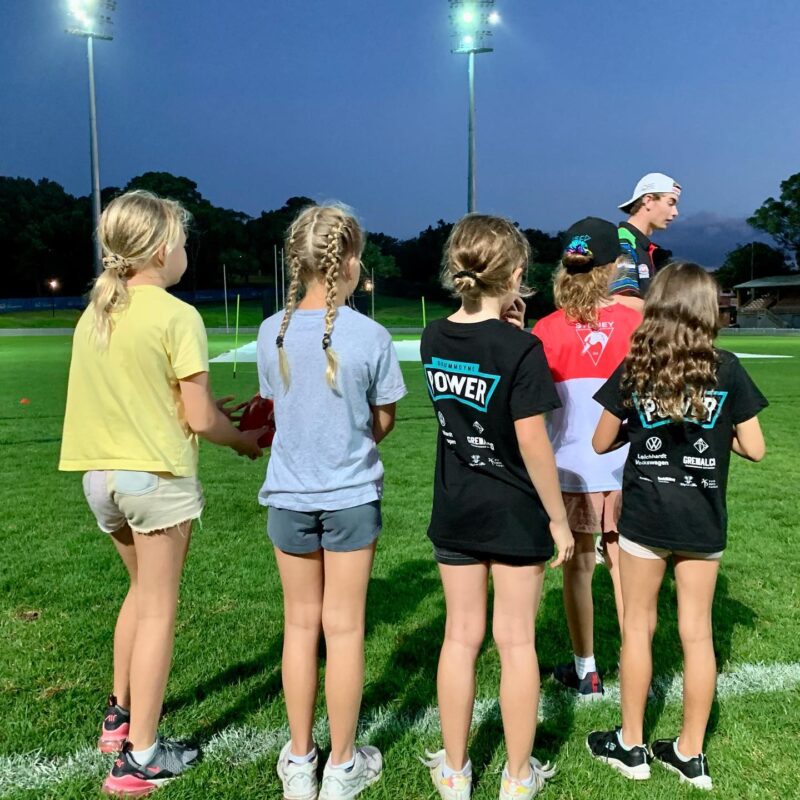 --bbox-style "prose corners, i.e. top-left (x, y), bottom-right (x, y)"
top-left (0, 295), bottom-right (457, 330)
top-left (0, 334), bottom-right (798, 799)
